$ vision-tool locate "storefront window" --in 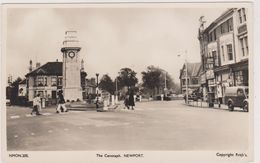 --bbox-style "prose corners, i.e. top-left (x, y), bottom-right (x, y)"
top-left (235, 71), bottom-right (244, 85)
